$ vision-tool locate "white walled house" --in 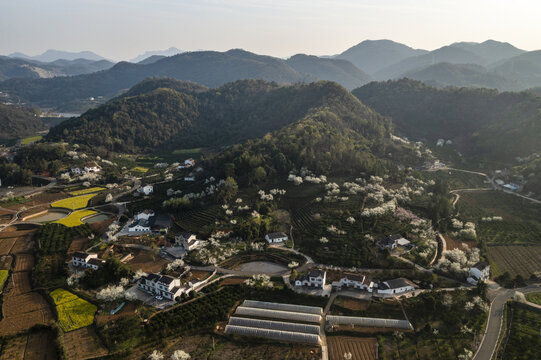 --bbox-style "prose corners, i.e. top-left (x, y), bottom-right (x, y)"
top-left (135, 209), bottom-right (155, 220)
top-left (137, 273), bottom-right (184, 300)
top-left (295, 269), bottom-right (326, 288)
top-left (332, 273), bottom-right (374, 292)
top-left (265, 232), bottom-right (288, 244)
top-left (72, 252), bottom-right (103, 270)
top-left (377, 278), bottom-right (416, 295)
top-left (127, 210), bottom-right (171, 235)
top-left (138, 185), bottom-right (154, 196)
top-left (467, 261), bottom-right (490, 285)
top-left (175, 232), bottom-right (203, 251)
top-left (84, 164), bottom-right (101, 173)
